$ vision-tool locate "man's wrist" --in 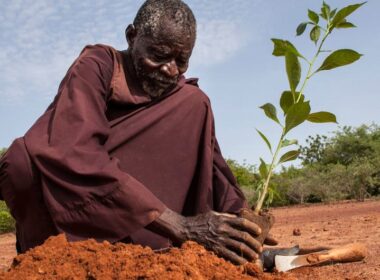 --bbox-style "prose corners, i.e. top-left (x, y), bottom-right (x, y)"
top-left (147, 207), bottom-right (189, 245)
